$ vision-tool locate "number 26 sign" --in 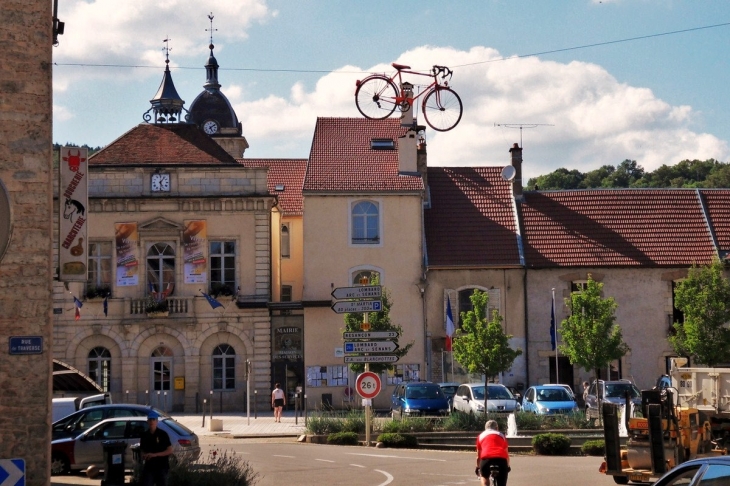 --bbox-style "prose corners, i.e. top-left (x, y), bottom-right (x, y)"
top-left (355, 371), bottom-right (381, 399)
